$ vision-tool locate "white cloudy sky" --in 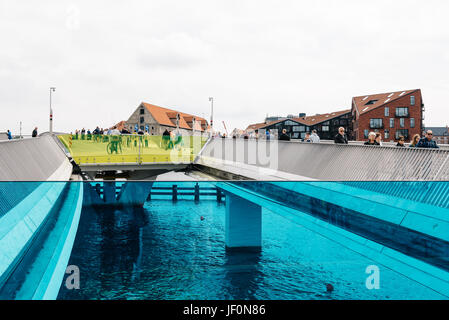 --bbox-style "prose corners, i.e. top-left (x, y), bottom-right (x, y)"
top-left (1, 0), bottom-right (449, 135)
